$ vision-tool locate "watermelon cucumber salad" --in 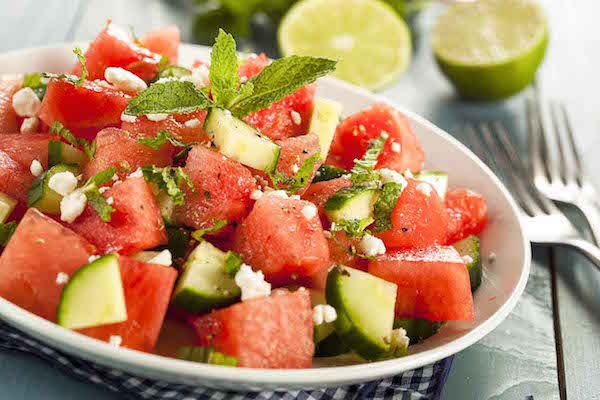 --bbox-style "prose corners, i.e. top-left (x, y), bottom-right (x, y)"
top-left (0, 22), bottom-right (489, 369)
